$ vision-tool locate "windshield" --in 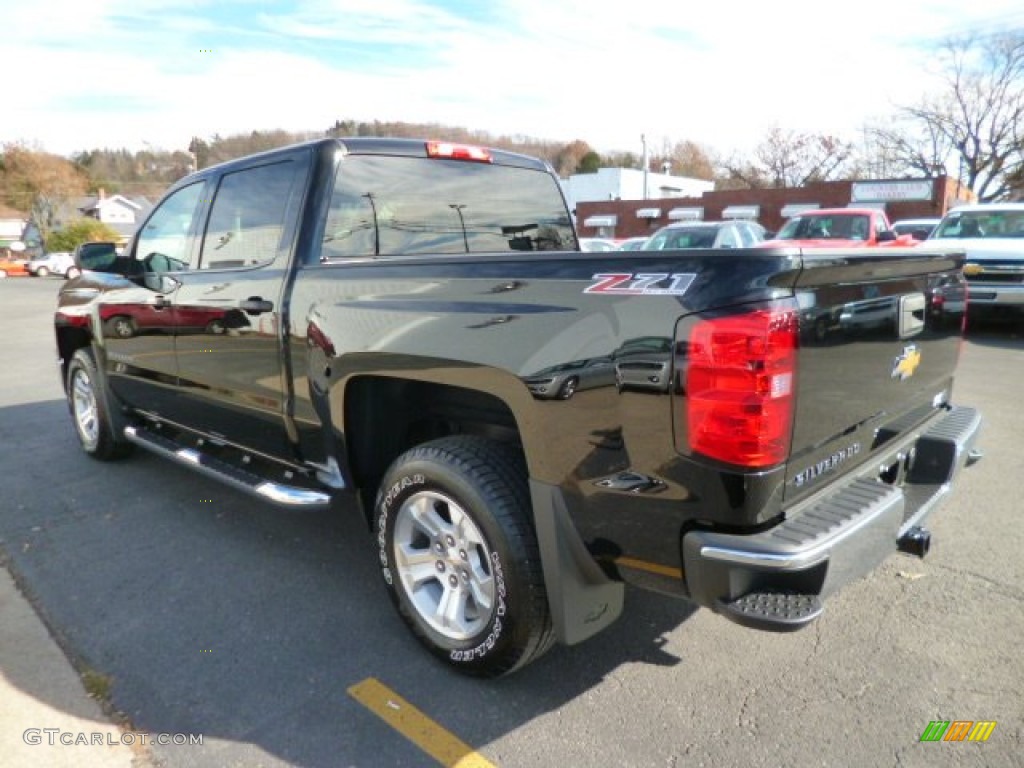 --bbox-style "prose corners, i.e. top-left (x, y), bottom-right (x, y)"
top-left (933, 210), bottom-right (1024, 239)
top-left (776, 214), bottom-right (871, 241)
